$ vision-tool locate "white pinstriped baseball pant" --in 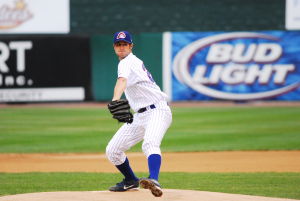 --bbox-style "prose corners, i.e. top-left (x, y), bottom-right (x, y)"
top-left (106, 101), bottom-right (172, 166)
